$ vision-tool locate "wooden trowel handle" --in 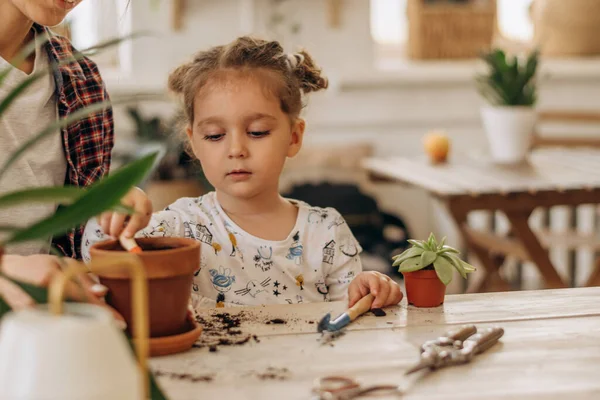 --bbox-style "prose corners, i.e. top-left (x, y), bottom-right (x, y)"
top-left (348, 293), bottom-right (375, 321)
